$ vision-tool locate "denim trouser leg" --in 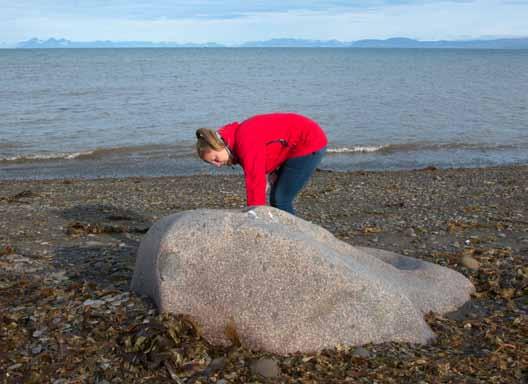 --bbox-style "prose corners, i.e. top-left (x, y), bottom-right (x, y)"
top-left (270, 147), bottom-right (326, 215)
